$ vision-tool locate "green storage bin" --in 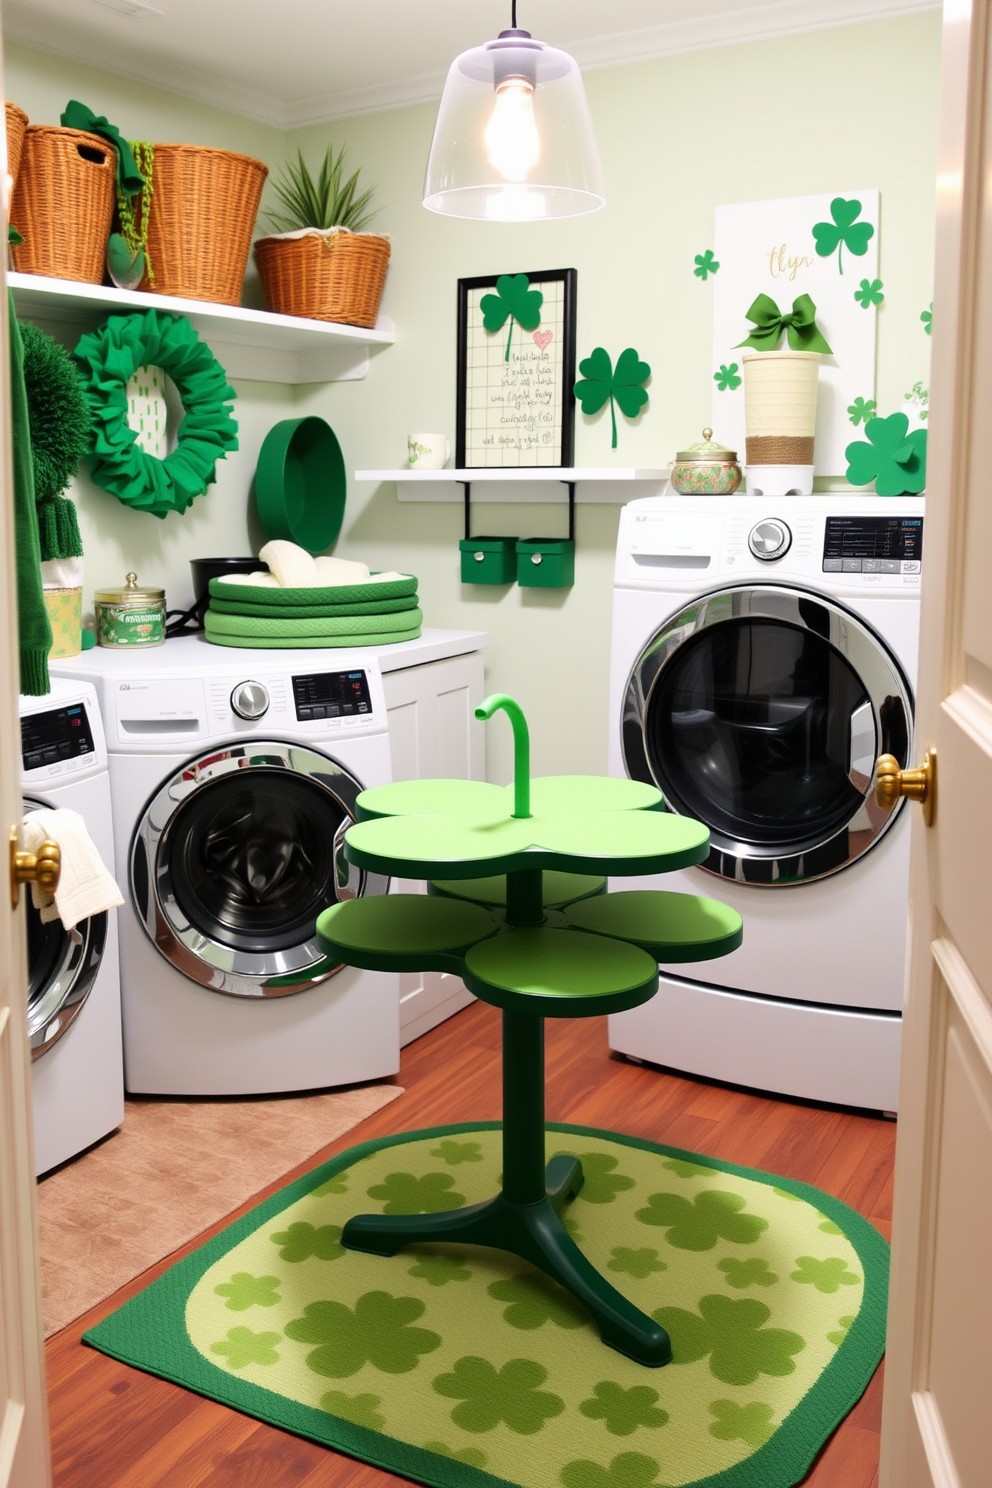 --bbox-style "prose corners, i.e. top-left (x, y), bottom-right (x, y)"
top-left (459, 536), bottom-right (517, 585)
top-left (516, 537), bottom-right (575, 589)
